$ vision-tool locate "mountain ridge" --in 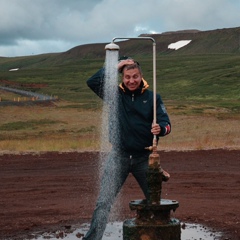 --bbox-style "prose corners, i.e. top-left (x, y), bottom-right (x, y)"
top-left (0, 26), bottom-right (240, 70)
top-left (59, 26), bottom-right (240, 60)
